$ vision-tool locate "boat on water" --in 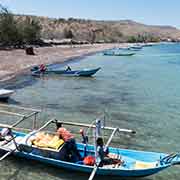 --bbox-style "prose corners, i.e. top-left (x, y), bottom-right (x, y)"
top-left (0, 104), bottom-right (179, 180)
top-left (0, 89), bottom-right (14, 100)
top-left (129, 46), bottom-right (143, 51)
top-left (103, 51), bottom-right (135, 56)
top-left (31, 65), bottom-right (101, 77)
